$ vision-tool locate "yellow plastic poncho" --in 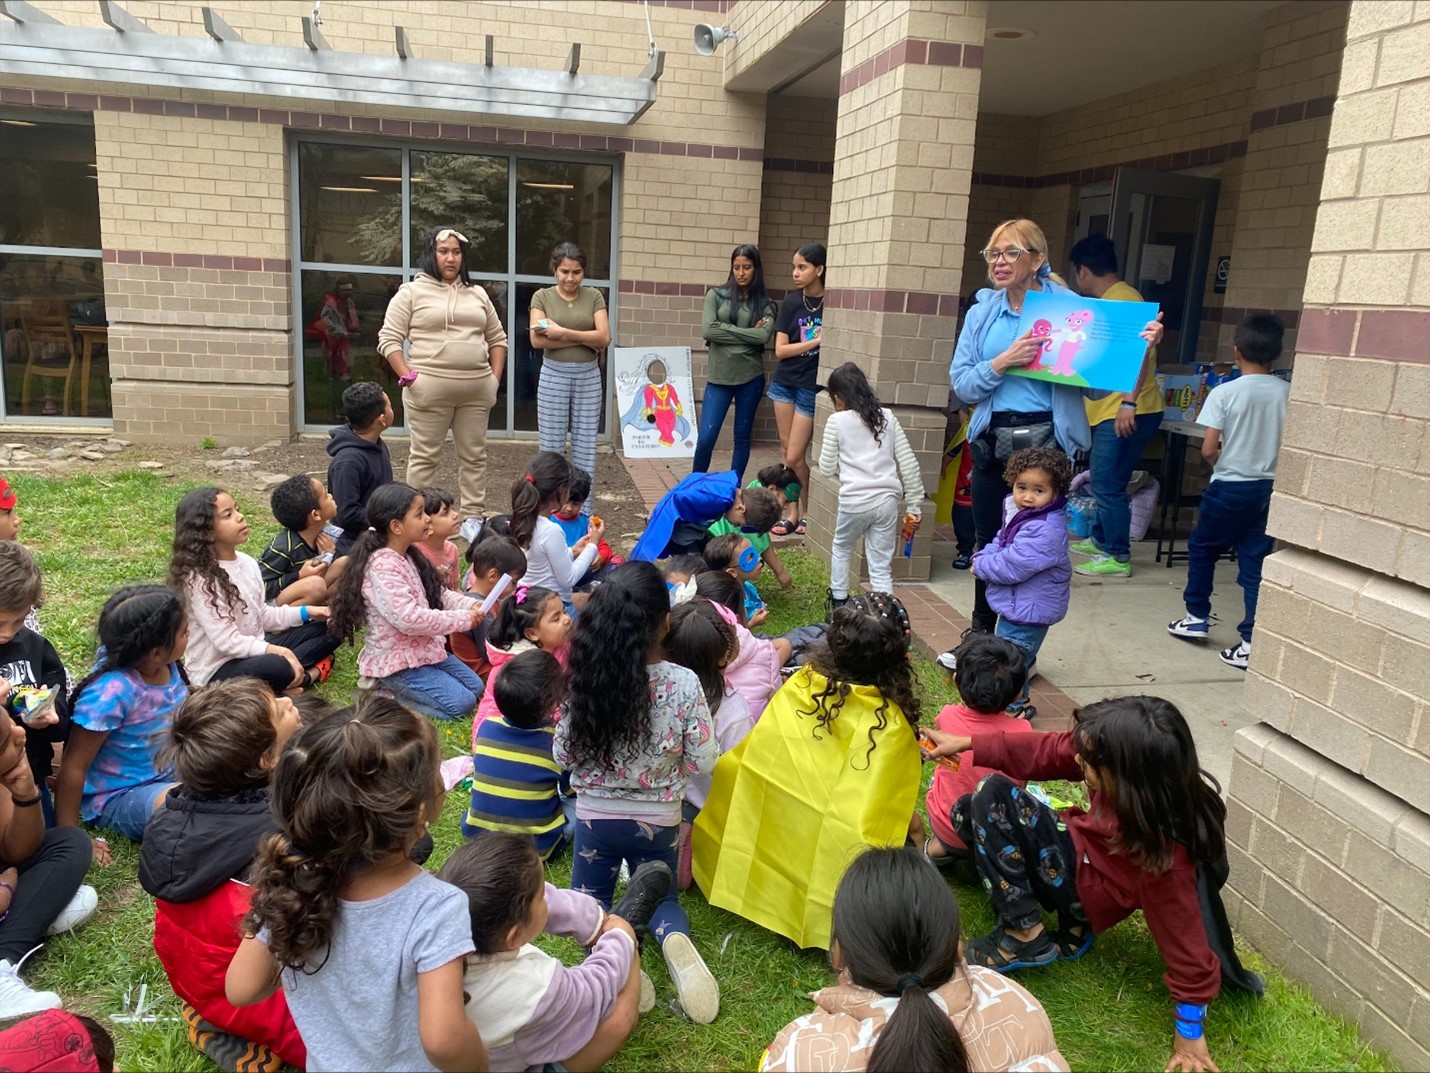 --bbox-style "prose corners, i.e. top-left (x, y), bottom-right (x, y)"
top-left (691, 666), bottom-right (921, 950)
